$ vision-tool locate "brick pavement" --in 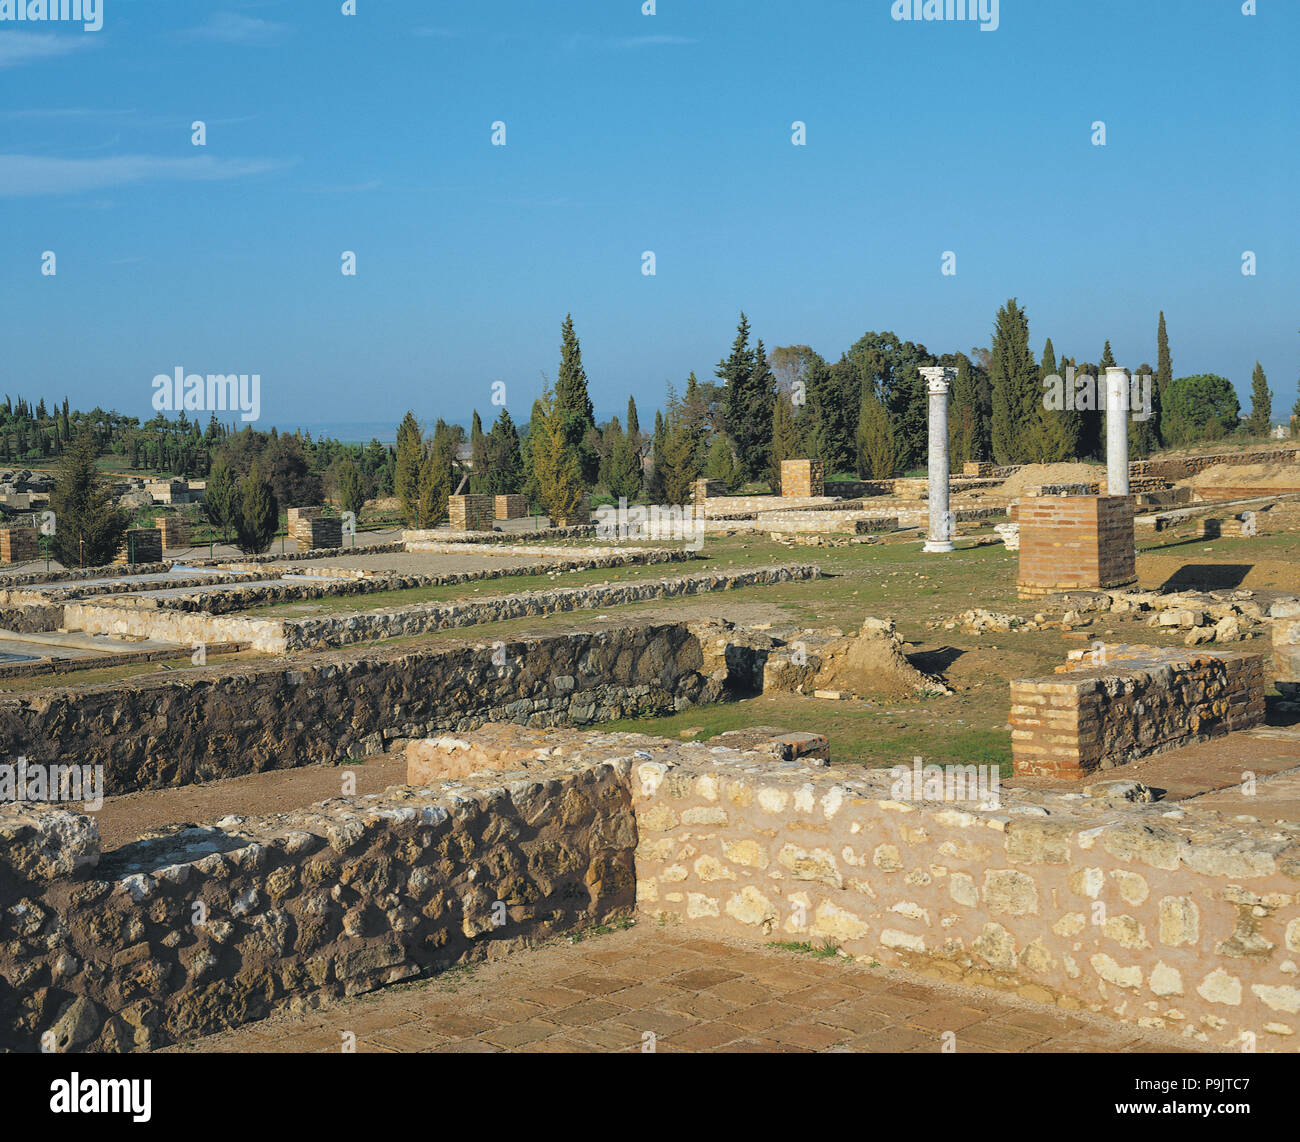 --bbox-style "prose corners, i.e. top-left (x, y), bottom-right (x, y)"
top-left (164, 924), bottom-right (1206, 1054)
